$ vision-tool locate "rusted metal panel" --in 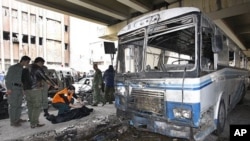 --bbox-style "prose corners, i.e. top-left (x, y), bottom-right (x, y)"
top-left (128, 89), bottom-right (164, 115)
